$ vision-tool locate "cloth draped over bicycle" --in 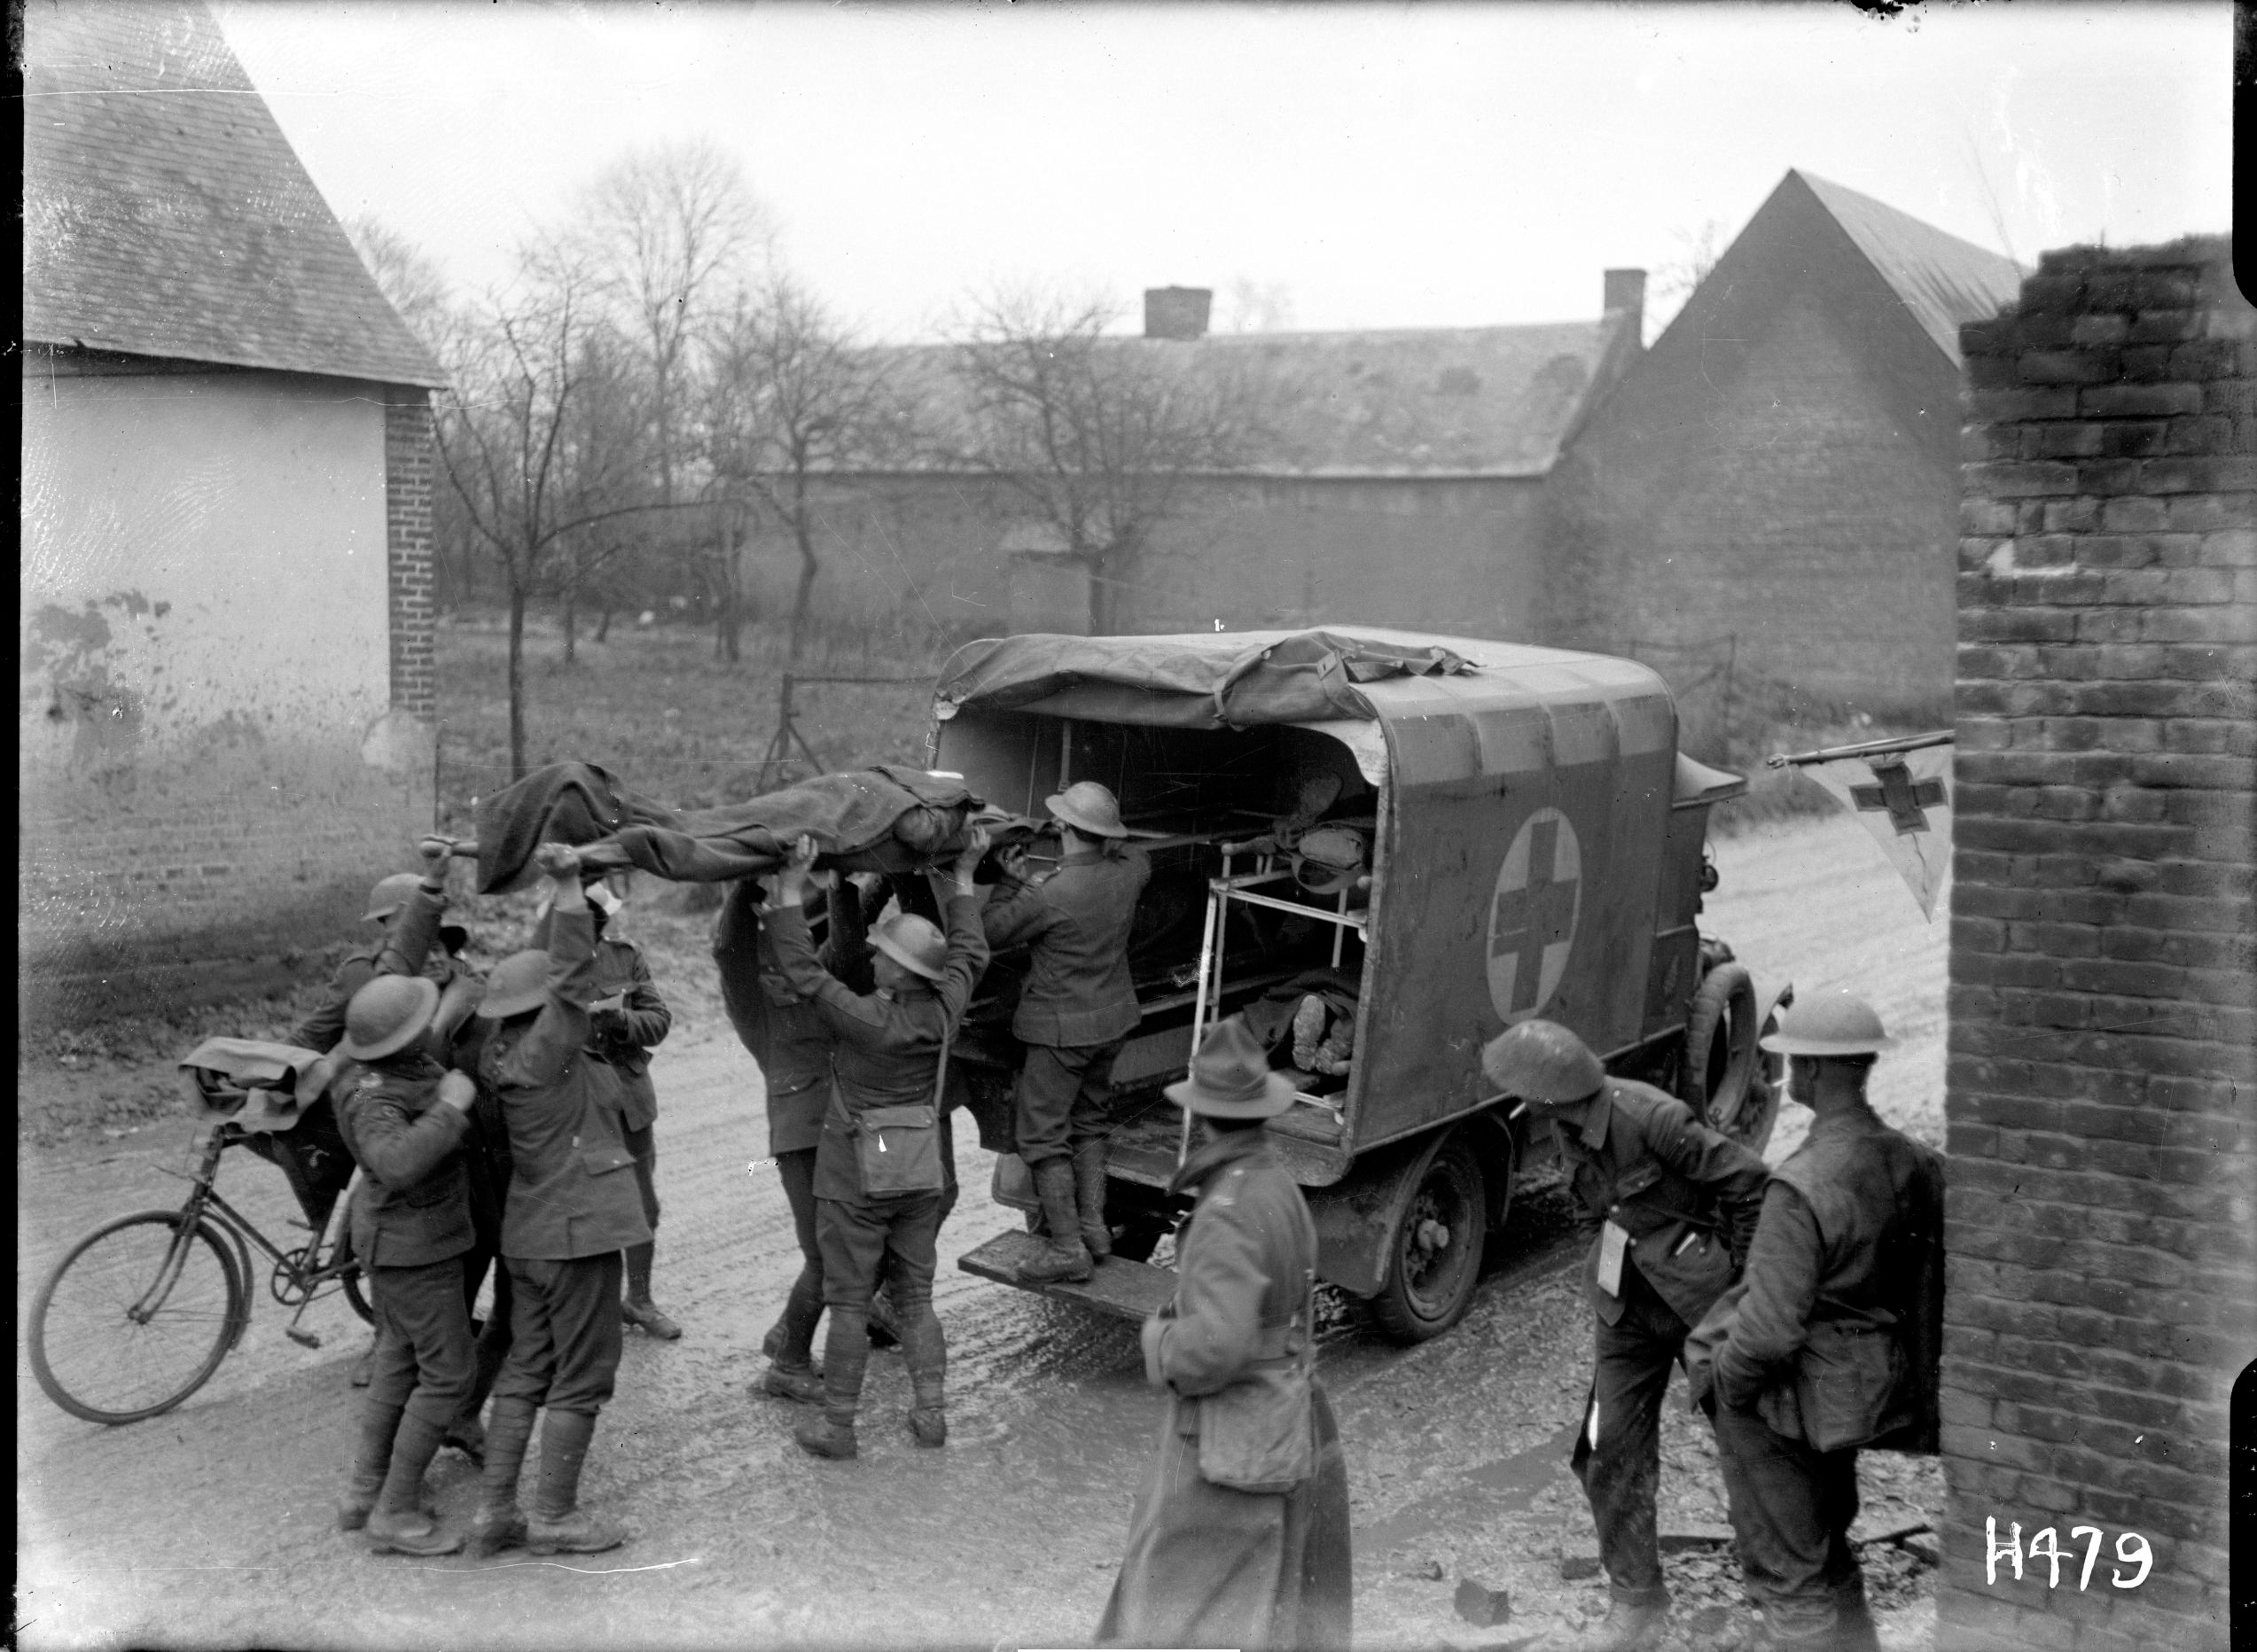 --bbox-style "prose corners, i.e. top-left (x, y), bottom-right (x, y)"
top-left (471, 760), bottom-right (991, 892)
